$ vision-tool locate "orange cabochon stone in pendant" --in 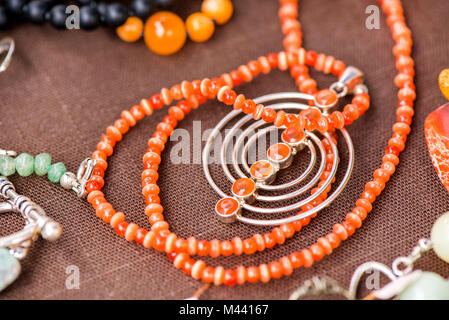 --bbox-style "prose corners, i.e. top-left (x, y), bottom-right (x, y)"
top-left (216, 197), bottom-right (239, 215)
top-left (232, 178), bottom-right (256, 197)
top-left (267, 143), bottom-right (291, 161)
top-left (282, 127), bottom-right (305, 144)
top-left (425, 102), bottom-right (449, 192)
top-left (250, 160), bottom-right (273, 179)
